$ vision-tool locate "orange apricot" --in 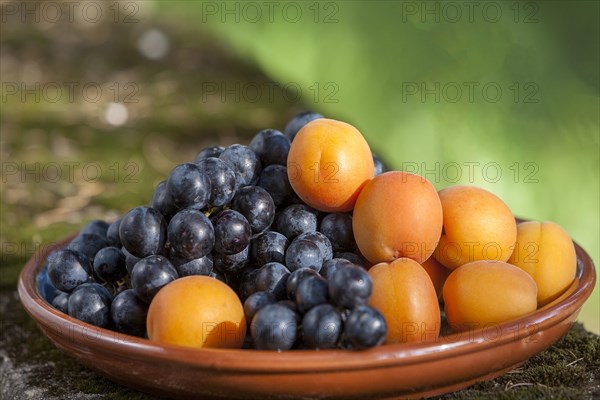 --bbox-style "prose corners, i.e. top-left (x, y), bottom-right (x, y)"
top-left (421, 256), bottom-right (451, 301)
top-left (442, 260), bottom-right (538, 332)
top-left (353, 171), bottom-right (443, 264)
top-left (433, 185), bottom-right (517, 269)
top-left (368, 258), bottom-right (440, 343)
top-left (507, 221), bottom-right (576, 306)
top-left (147, 276), bottom-right (246, 349)
top-left (287, 118), bottom-right (374, 212)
